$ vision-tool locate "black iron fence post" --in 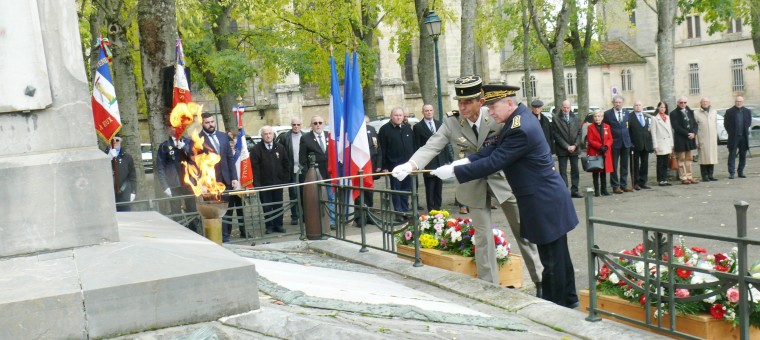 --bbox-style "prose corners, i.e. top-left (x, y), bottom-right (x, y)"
top-left (584, 187), bottom-right (601, 322)
top-left (735, 200), bottom-right (750, 340)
